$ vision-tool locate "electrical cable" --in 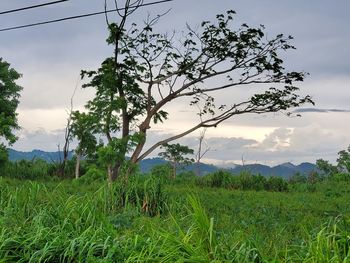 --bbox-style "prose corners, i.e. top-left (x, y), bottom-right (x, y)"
top-left (0, 0), bottom-right (173, 32)
top-left (0, 0), bottom-right (69, 15)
